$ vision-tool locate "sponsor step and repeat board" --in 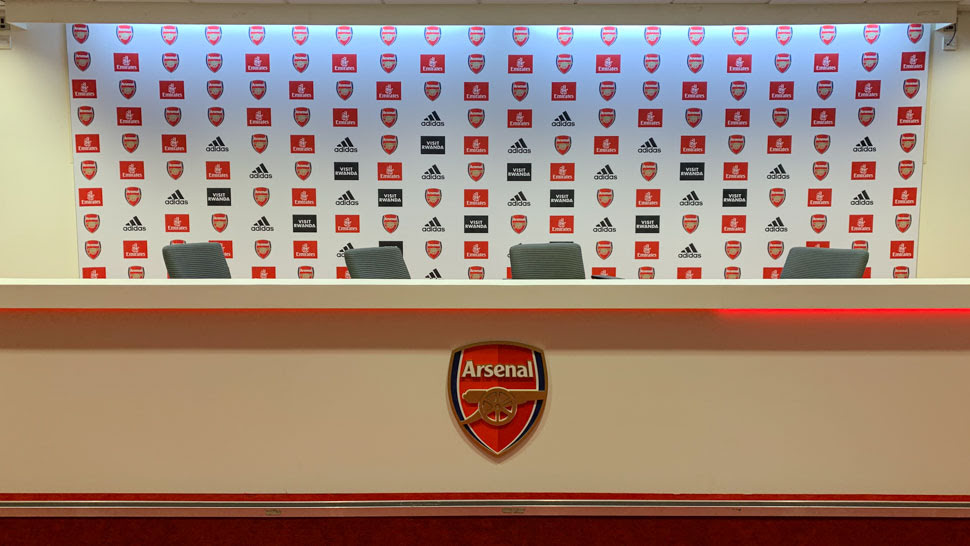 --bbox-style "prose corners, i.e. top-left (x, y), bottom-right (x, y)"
top-left (68, 23), bottom-right (927, 280)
